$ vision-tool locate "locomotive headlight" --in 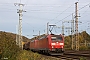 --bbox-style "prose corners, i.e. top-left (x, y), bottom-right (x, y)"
top-left (51, 43), bottom-right (55, 45)
top-left (62, 46), bottom-right (63, 48)
top-left (52, 46), bottom-right (54, 48)
top-left (60, 43), bottom-right (64, 45)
